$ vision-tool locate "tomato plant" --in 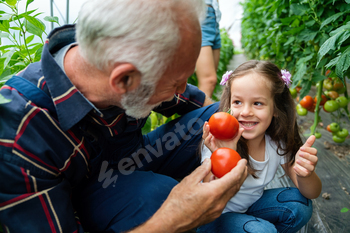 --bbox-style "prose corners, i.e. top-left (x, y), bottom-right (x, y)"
top-left (211, 147), bottom-right (241, 178)
top-left (208, 112), bottom-right (239, 140)
top-left (241, 0), bottom-right (350, 143)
